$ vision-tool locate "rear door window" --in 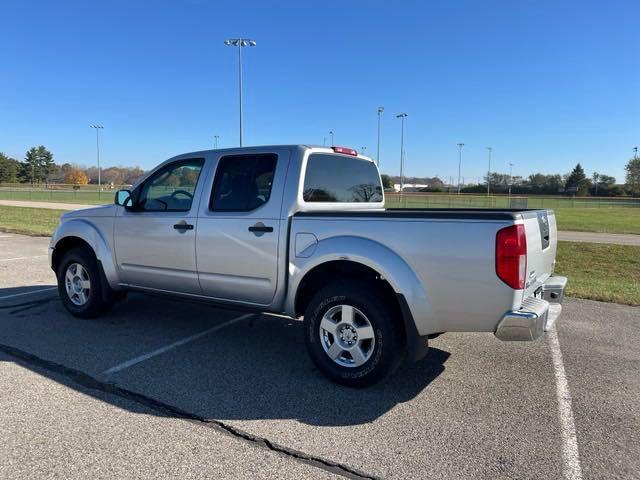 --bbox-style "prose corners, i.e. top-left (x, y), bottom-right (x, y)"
top-left (210, 154), bottom-right (278, 211)
top-left (303, 154), bottom-right (383, 202)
